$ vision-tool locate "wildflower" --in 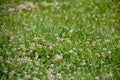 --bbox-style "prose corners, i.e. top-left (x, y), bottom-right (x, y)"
top-left (101, 61), bottom-right (104, 64)
top-left (56, 37), bottom-right (63, 42)
top-left (70, 76), bottom-right (75, 79)
top-left (96, 53), bottom-right (101, 58)
top-left (20, 44), bottom-right (26, 51)
top-left (106, 72), bottom-right (113, 78)
top-left (92, 41), bottom-right (96, 46)
top-left (66, 64), bottom-right (72, 69)
top-left (24, 75), bottom-right (31, 80)
top-left (41, 1), bottom-right (59, 7)
top-left (81, 60), bottom-right (87, 65)
top-left (56, 73), bottom-right (62, 79)
top-left (47, 68), bottom-right (54, 74)
top-left (64, 1), bottom-right (69, 5)
top-left (24, 57), bottom-right (32, 63)
top-left (47, 68), bottom-right (54, 80)
top-left (50, 64), bottom-right (54, 68)
top-left (32, 71), bottom-right (38, 75)
top-left (48, 74), bottom-right (54, 80)
top-left (9, 71), bottom-right (16, 78)
top-left (18, 79), bottom-right (23, 80)
top-left (95, 76), bottom-right (99, 80)
top-left (17, 58), bottom-right (23, 64)
top-left (47, 55), bottom-right (50, 58)
top-left (10, 36), bottom-right (14, 41)
top-left (17, 74), bottom-right (21, 78)
top-left (102, 47), bottom-right (107, 51)
top-left (16, 2), bottom-right (37, 12)
top-left (55, 33), bottom-right (58, 36)
top-left (53, 54), bottom-right (63, 62)
top-left (105, 39), bottom-right (110, 43)
top-left (30, 43), bottom-right (35, 49)
top-left (21, 52), bottom-right (26, 56)
top-left (6, 51), bottom-right (11, 56)
top-left (65, 16), bottom-right (68, 20)
top-left (69, 50), bottom-right (74, 54)
top-left (49, 44), bottom-right (54, 51)
top-left (34, 61), bottom-right (39, 66)
top-left (66, 39), bottom-right (72, 44)
top-left (12, 48), bottom-right (17, 52)
top-left (33, 77), bottom-right (40, 80)
top-left (29, 49), bottom-right (33, 53)
top-left (8, 8), bottom-right (15, 12)
top-left (107, 51), bottom-right (111, 54)
top-left (10, 70), bottom-right (16, 75)
top-left (35, 53), bottom-right (39, 60)
top-left (37, 45), bottom-right (43, 49)
top-left (40, 72), bottom-right (43, 75)
top-left (4, 68), bottom-right (8, 73)
top-left (34, 37), bottom-right (39, 41)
